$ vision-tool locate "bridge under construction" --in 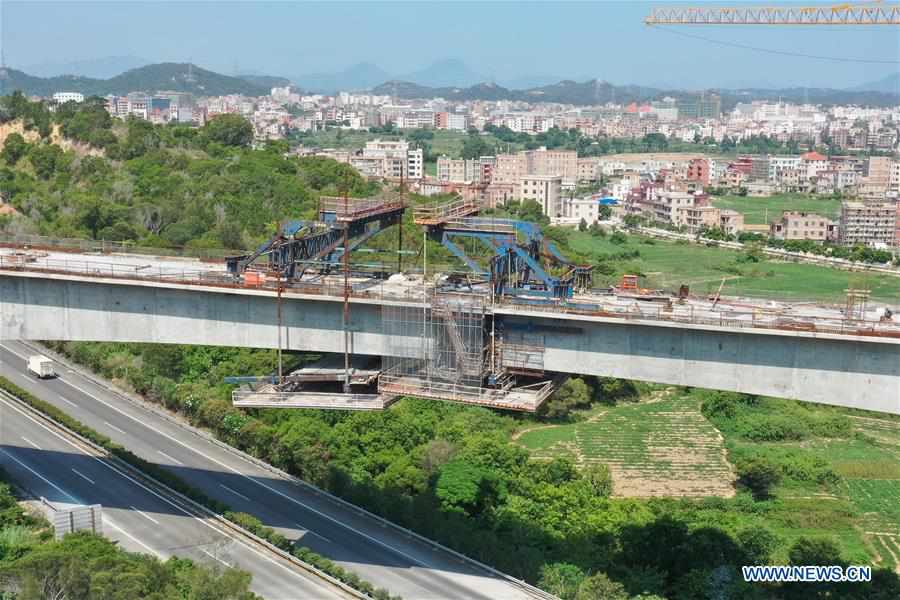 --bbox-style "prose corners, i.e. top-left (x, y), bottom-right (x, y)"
top-left (0, 194), bottom-right (898, 415)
